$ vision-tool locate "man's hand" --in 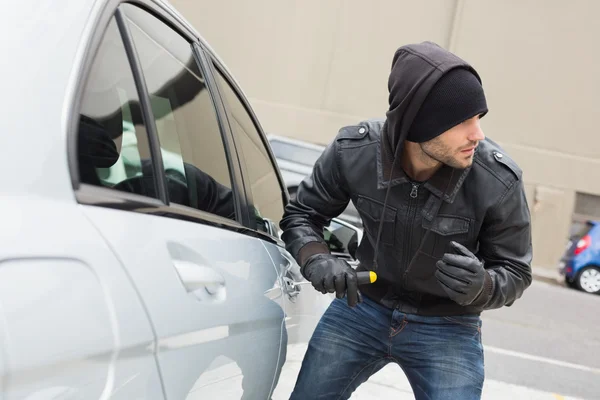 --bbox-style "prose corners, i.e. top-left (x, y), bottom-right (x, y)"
top-left (435, 241), bottom-right (489, 306)
top-left (302, 253), bottom-right (361, 307)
